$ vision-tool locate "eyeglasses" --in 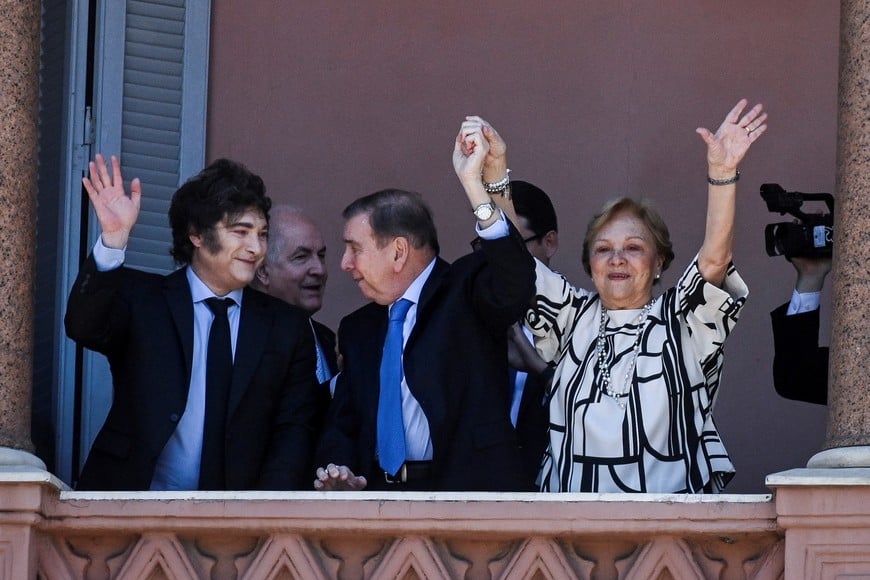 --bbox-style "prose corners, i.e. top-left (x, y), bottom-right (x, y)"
top-left (470, 233), bottom-right (542, 251)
